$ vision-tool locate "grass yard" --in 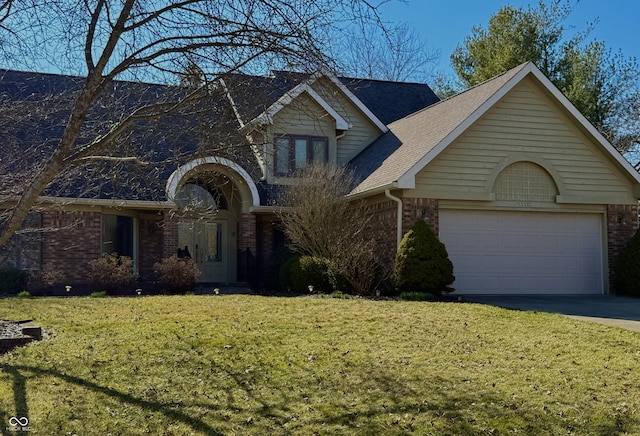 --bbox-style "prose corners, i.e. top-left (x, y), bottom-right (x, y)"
top-left (1, 295), bottom-right (639, 435)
